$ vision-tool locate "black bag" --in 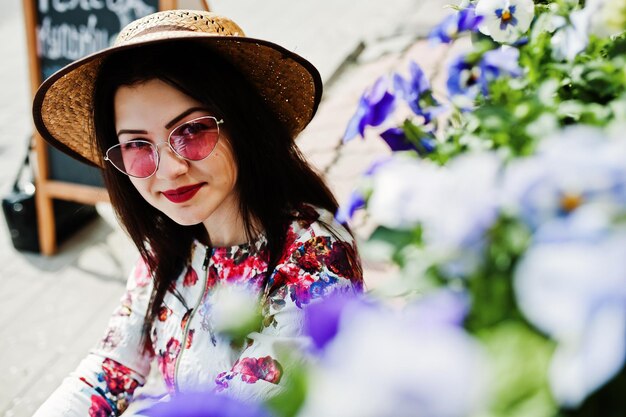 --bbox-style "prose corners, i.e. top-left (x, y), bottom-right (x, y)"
top-left (2, 143), bottom-right (98, 253)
